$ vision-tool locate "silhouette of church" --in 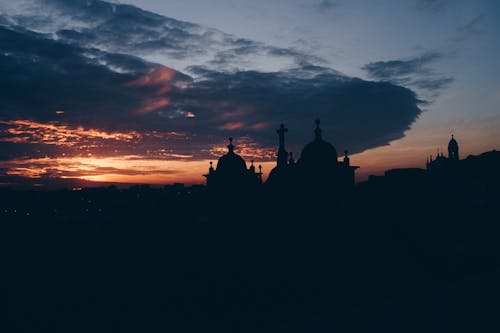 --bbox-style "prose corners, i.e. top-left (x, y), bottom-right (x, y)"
top-left (267, 120), bottom-right (359, 193)
top-left (426, 134), bottom-right (460, 173)
top-left (203, 137), bottom-right (263, 192)
top-left (204, 120), bottom-right (359, 193)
